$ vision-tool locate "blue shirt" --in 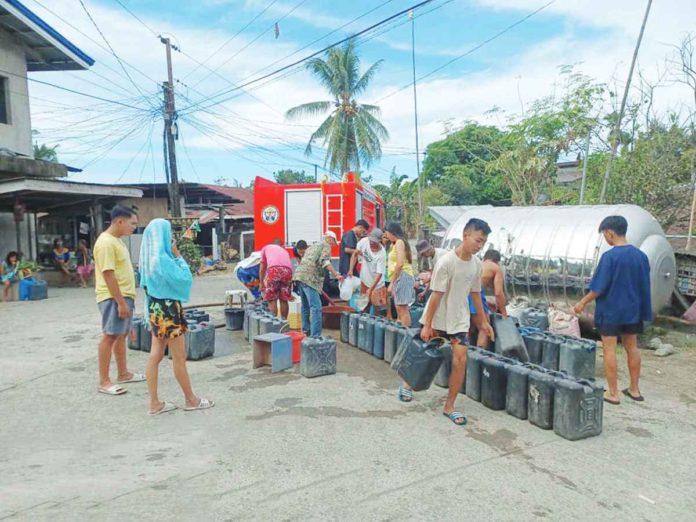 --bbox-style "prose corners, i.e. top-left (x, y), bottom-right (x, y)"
top-left (589, 244), bottom-right (652, 326)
